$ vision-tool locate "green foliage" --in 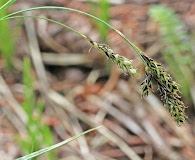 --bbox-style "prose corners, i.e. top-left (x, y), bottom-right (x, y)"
top-left (0, 0), bottom-right (15, 14)
top-left (0, 0), bottom-right (15, 70)
top-left (1, 5), bottom-right (187, 124)
top-left (149, 5), bottom-right (193, 104)
top-left (88, 0), bottom-right (110, 42)
top-left (19, 57), bottom-right (56, 160)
